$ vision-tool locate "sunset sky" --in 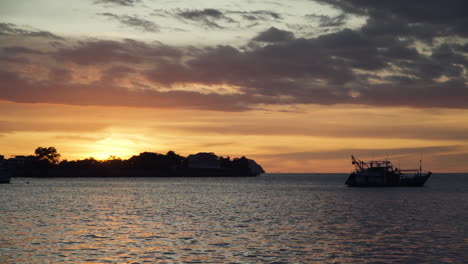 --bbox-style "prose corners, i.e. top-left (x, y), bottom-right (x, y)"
top-left (1, 0), bottom-right (468, 172)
